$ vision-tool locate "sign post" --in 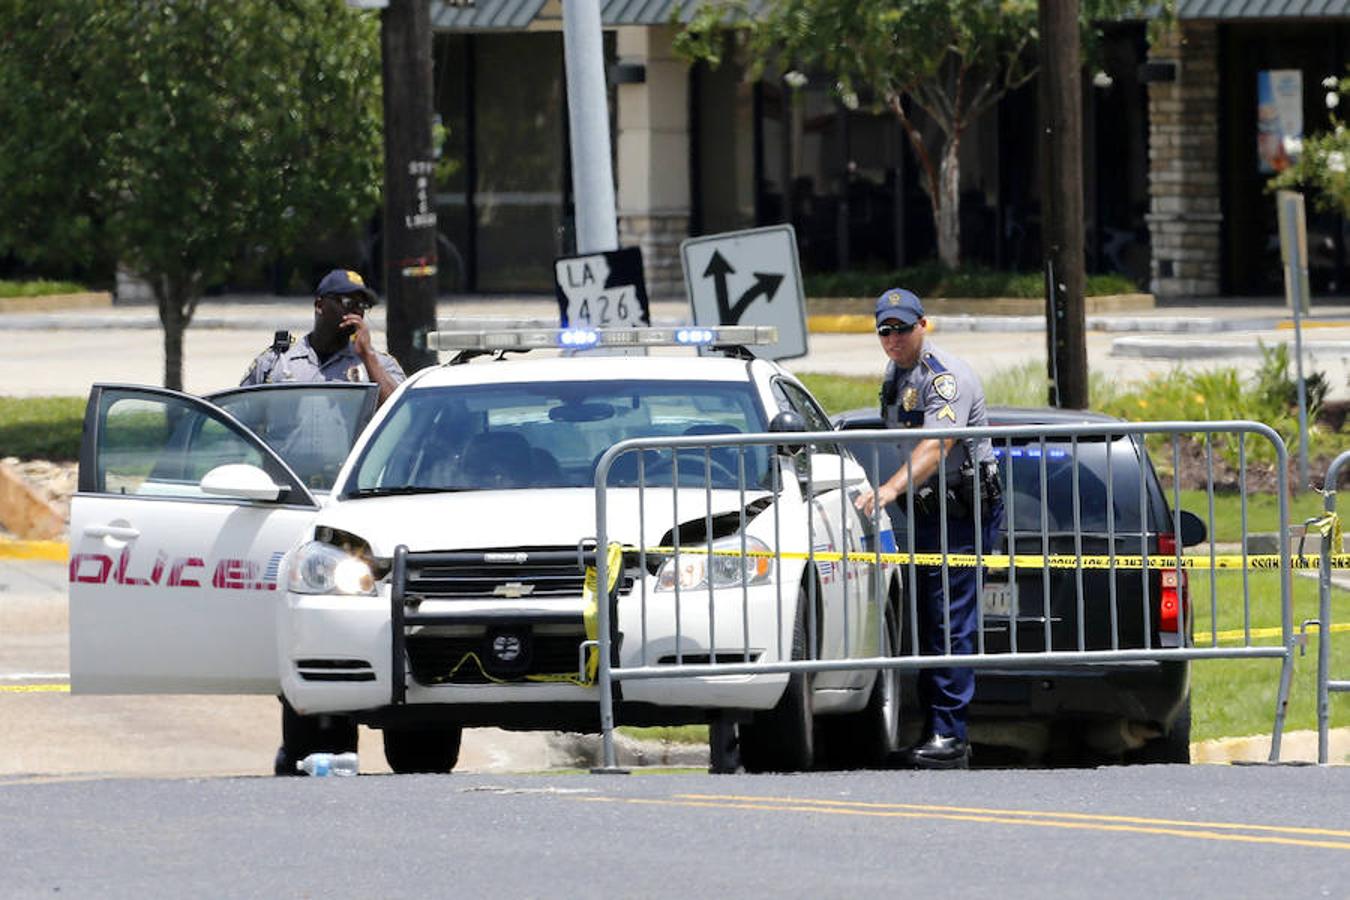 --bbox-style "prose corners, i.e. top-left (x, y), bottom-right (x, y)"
top-left (680, 225), bottom-right (807, 360)
top-left (1276, 189), bottom-right (1311, 491)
